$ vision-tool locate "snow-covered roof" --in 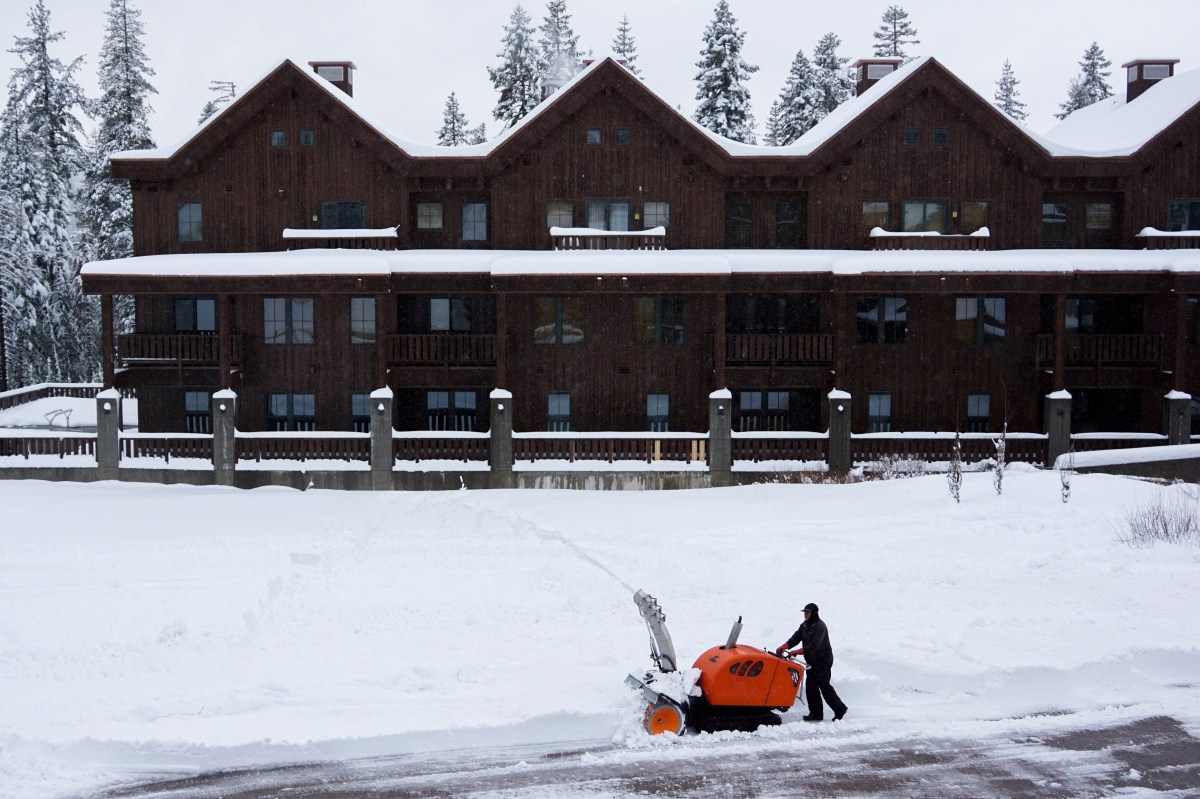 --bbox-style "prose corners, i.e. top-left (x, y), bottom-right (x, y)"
top-left (81, 247), bottom-right (1200, 280)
